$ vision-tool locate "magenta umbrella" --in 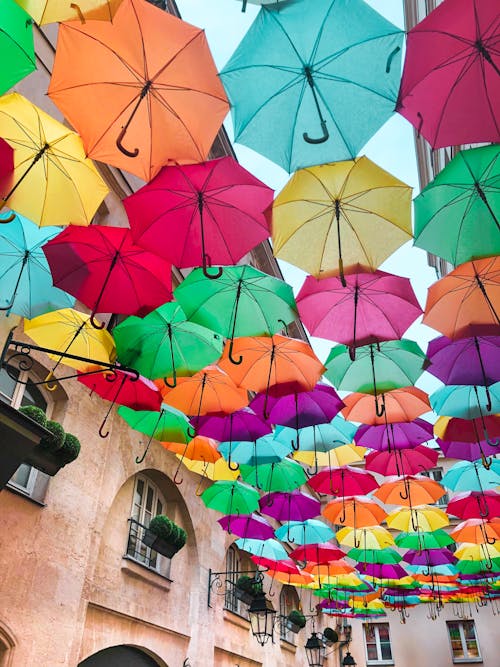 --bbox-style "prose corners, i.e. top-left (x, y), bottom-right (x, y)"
top-left (356, 562), bottom-right (408, 579)
top-left (308, 466), bottom-right (379, 497)
top-left (217, 513), bottom-right (275, 540)
top-left (125, 156), bottom-right (273, 278)
top-left (193, 407), bottom-right (271, 444)
top-left (354, 419), bottom-right (434, 451)
top-left (447, 490), bottom-right (500, 520)
top-left (78, 369), bottom-right (162, 438)
top-left (403, 549), bottom-right (457, 568)
top-left (0, 138), bottom-right (14, 219)
top-left (43, 226), bottom-right (172, 327)
top-left (438, 437), bottom-right (500, 464)
top-left (296, 270), bottom-right (422, 358)
top-left (396, 0), bottom-right (500, 149)
top-left (365, 446), bottom-right (438, 477)
top-left (259, 489), bottom-right (321, 522)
